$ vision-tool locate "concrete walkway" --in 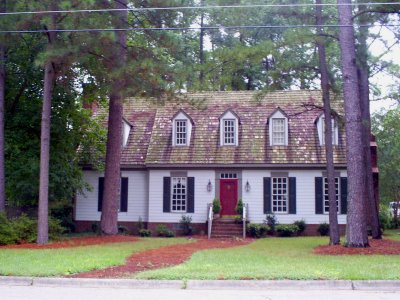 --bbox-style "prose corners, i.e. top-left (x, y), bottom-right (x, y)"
top-left (1, 276), bottom-right (400, 291)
